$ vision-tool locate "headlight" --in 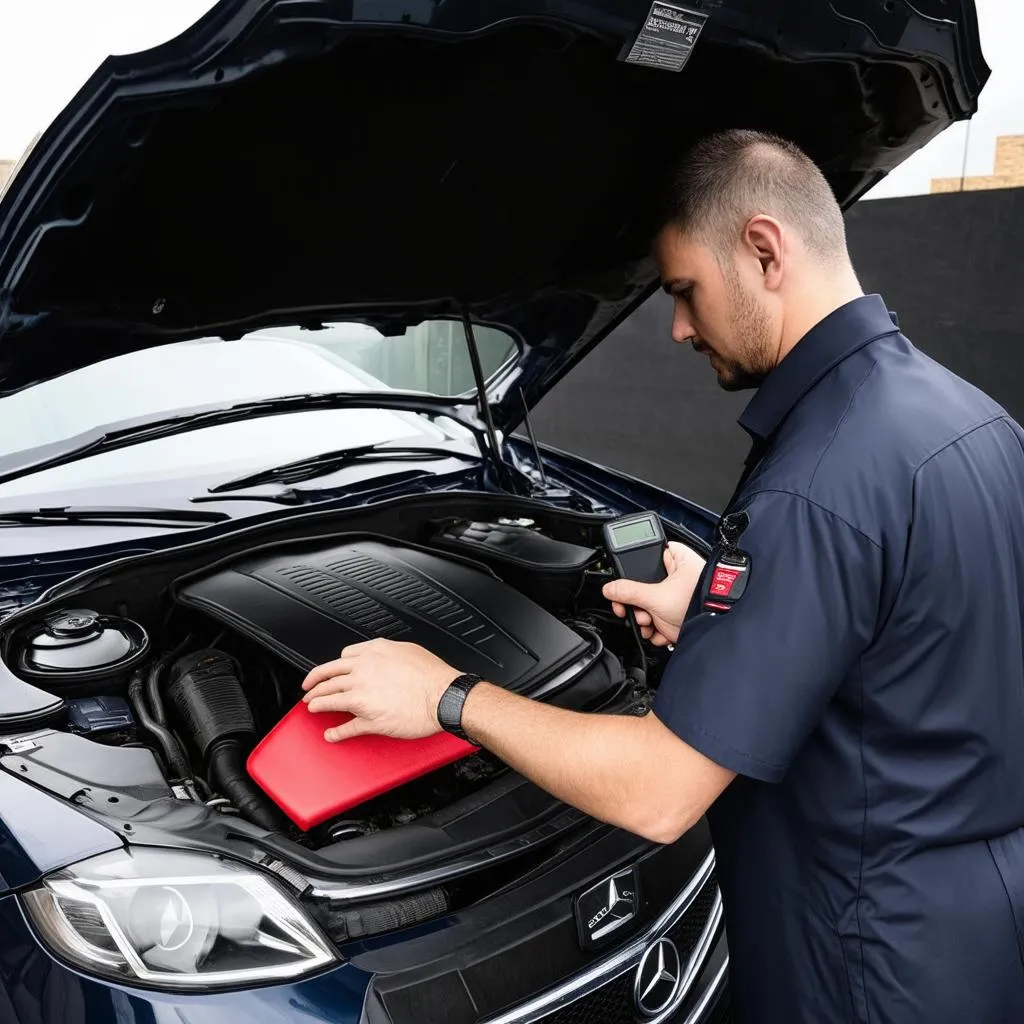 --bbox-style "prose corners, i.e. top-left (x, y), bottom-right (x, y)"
top-left (20, 847), bottom-right (334, 989)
